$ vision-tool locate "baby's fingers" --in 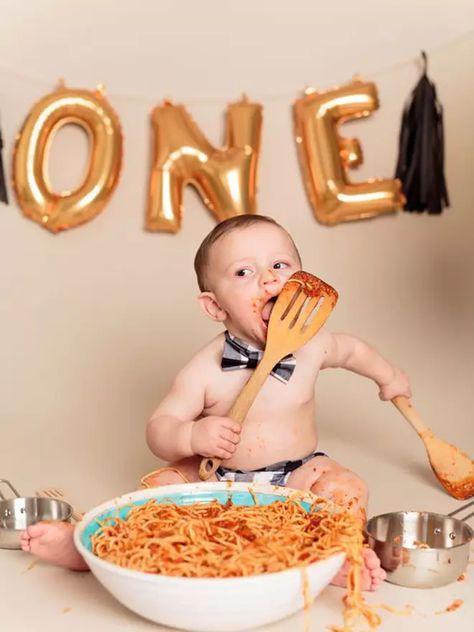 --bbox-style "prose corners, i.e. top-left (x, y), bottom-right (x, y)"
top-left (222, 420), bottom-right (242, 434)
top-left (220, 429), bottom-right (240, 444)
top-left (215, 447), bottom-right (234, 460)
top-left (218, 440), bottom-right (237, 457)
